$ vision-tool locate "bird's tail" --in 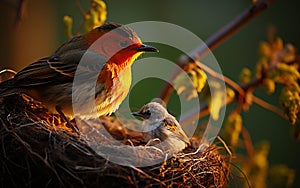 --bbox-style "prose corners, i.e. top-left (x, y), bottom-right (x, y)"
top-left (0, 79), bottom-right (19, 97)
